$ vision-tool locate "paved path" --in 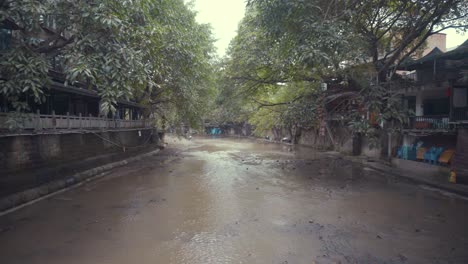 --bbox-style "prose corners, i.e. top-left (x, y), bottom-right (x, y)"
top-left (1, 138), bottom-right (468, 264)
